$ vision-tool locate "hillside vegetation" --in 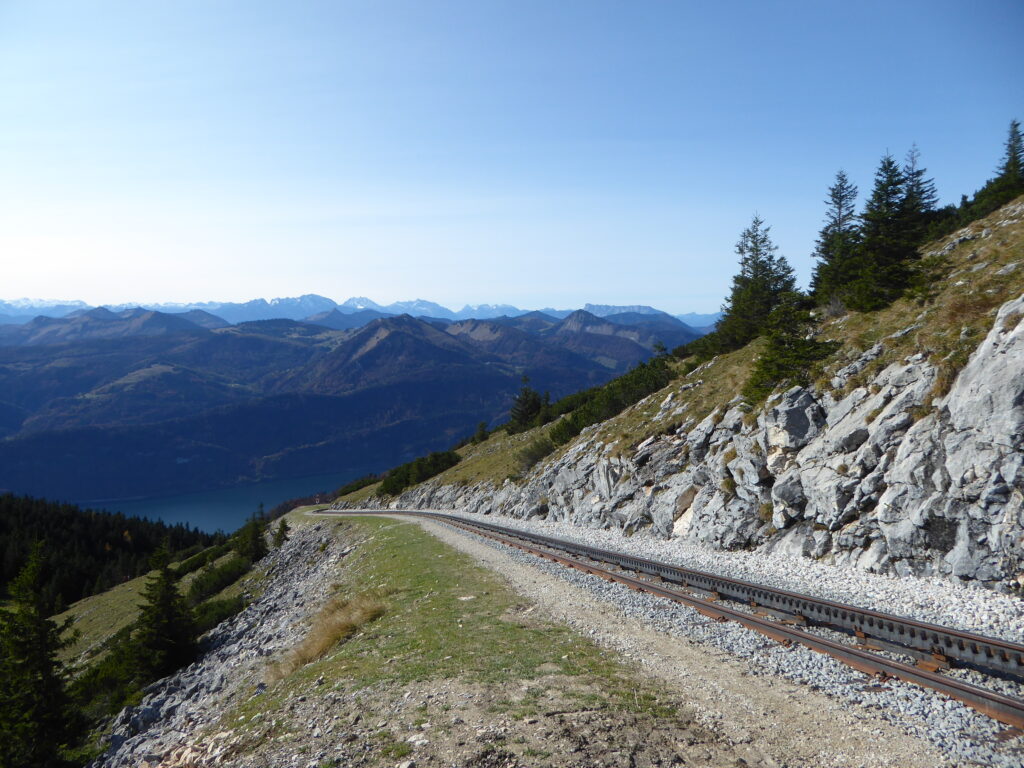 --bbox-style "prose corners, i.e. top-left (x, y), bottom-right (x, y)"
top-left (0, 494), bottom-right (216, 613)
top-left (417, 192), bottom-right (1024, 489)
